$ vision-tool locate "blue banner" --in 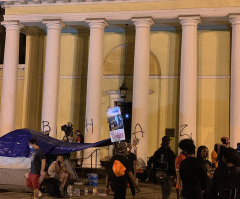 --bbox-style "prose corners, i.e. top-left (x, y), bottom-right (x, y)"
top-left (0, 129), bottom-right (111, 157)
